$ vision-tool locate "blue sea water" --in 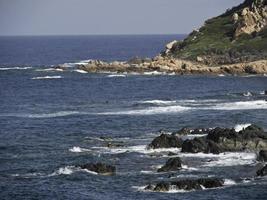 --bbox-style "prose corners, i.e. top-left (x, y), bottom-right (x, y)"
top-left (0, 35), bottom-right (267, 200)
